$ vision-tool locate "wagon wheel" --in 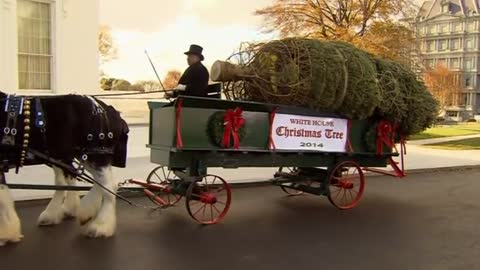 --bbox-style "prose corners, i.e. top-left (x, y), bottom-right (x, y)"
top-left (145, 166), bottom-right (182, 206)
top-left (277, 167), bottom-right (307, 196)
top-left (185, 175), bottom-right (232, 225)
top-left (327, 161), bottom-right (365, 210)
